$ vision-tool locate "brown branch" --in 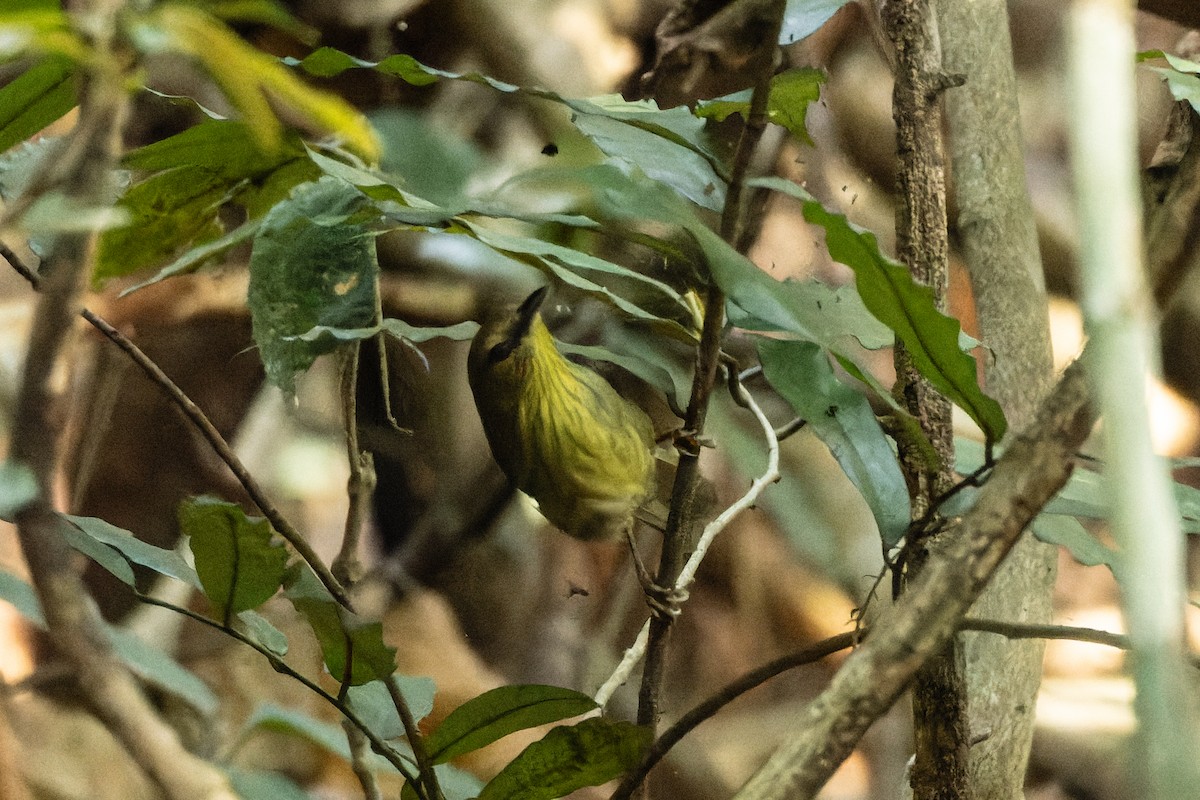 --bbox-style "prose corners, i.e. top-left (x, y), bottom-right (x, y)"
top-left (332, 342), bottom-right (373, 587)
top-left (882, 0), bottom-right (969, 796)
top-left (1, 245), bottom-right (353, 611)
top-left (386, 675), bottom-right (442, 800)
top-left (618, 614), bottom-right (1182, 798)
top-left (134, 595), bottom-right (420, 781)
top-left (732, 104), bottom-right (1200, 800)
top-left (734, 351), bottom-right (1095, 799)
top-left (937, 0), bottom-right (1056, 793)
top-left (636, 12), bottom-right (782, 745)
top-left (5, 6), bottom-right (235, 798)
